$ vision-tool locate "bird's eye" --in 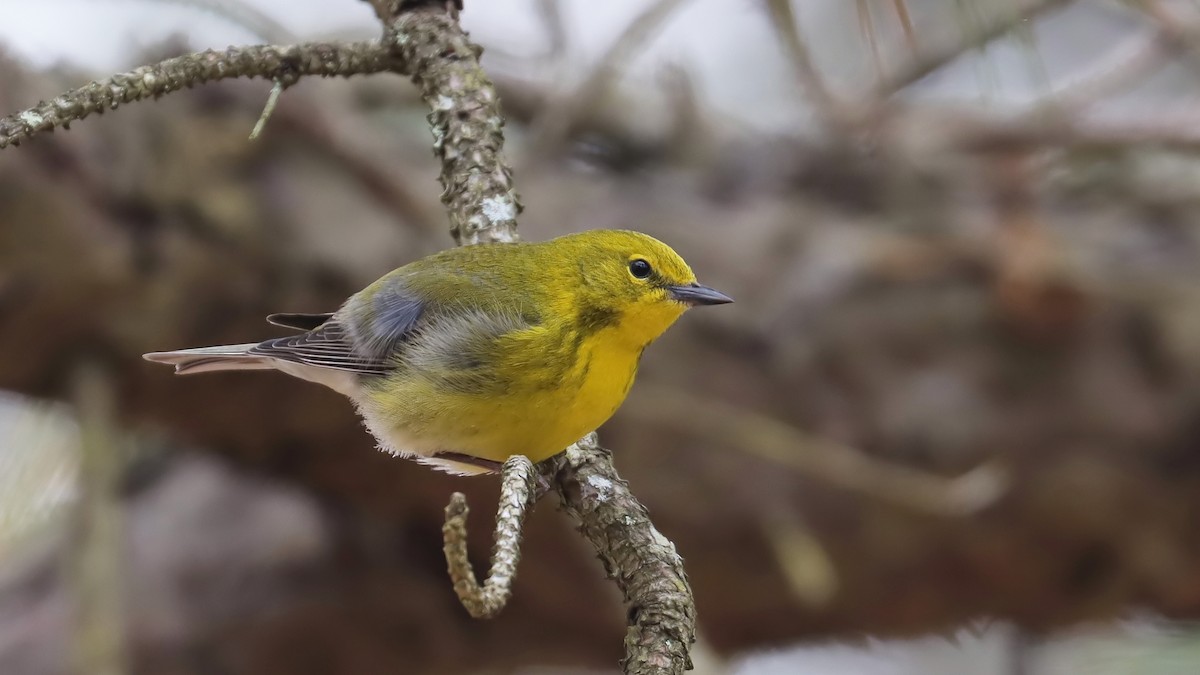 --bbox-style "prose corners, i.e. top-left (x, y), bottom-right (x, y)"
top-left (629, 259), bottom-right (652, 279)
